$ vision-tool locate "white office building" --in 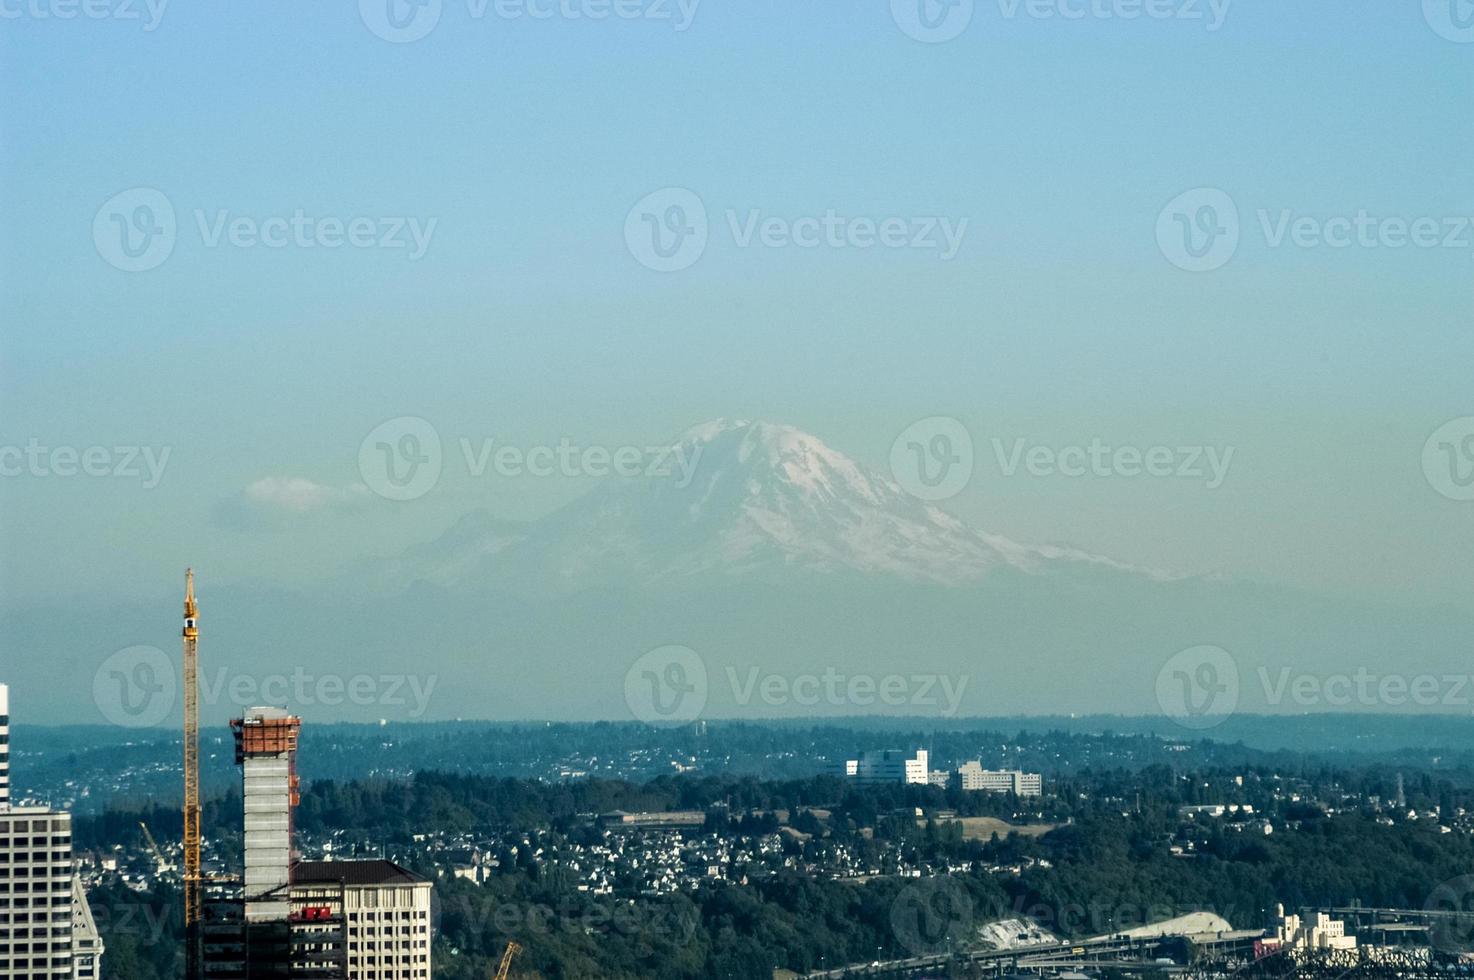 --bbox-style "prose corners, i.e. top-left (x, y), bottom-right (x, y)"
top-left (838, 750), bottom-right (930, 785)
top-left (293, 861), bottom-right (433, 980)
top-left (956, 762), bottom-right (1042, 797)
top-left (0, 684), bottom-right (104, 980)
top-left (0, 807), bottom-right (104, 980)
